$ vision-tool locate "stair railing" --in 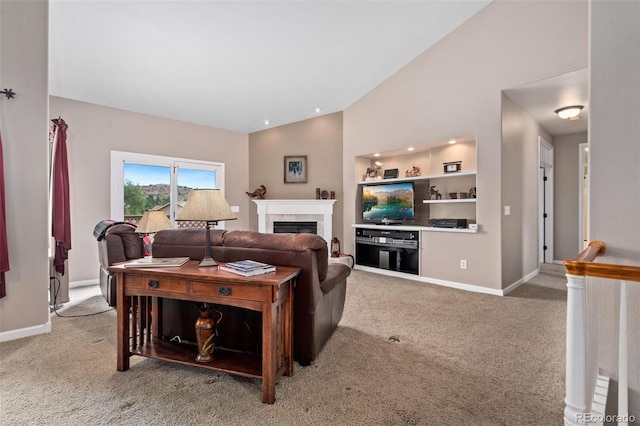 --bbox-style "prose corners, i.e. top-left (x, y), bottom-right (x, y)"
top-left (564, 241), bottom-right (640, 426)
